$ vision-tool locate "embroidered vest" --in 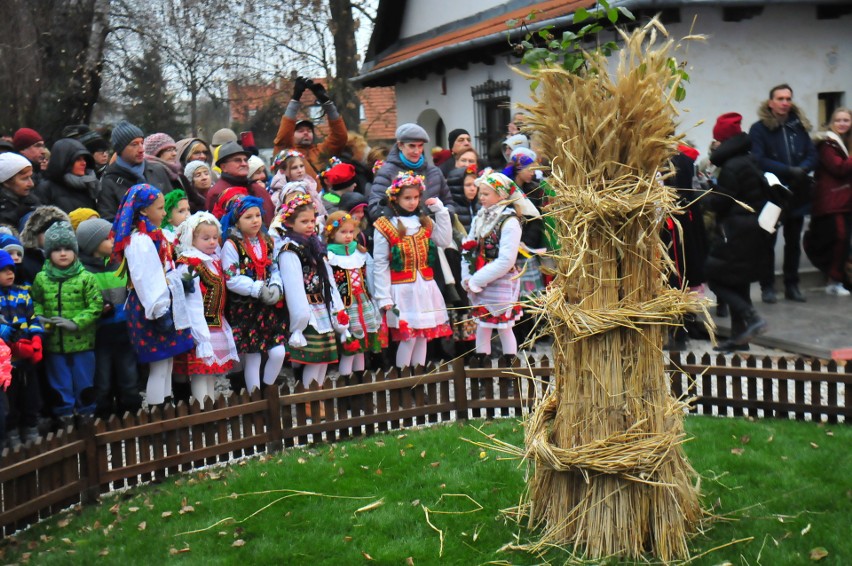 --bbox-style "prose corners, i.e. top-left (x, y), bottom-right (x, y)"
top-left (282, 242), bottom-right (325, 304)
top-left (471, 214), bottom-right (518, 272)
top-left (331, 262), bottom-right (369, 308)
top-left (178, 256), bottom-right (226, 328)
top-left (227, 234), bottom-right (274, 281)
top-left (374, 216), bottom-right (435, 284)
